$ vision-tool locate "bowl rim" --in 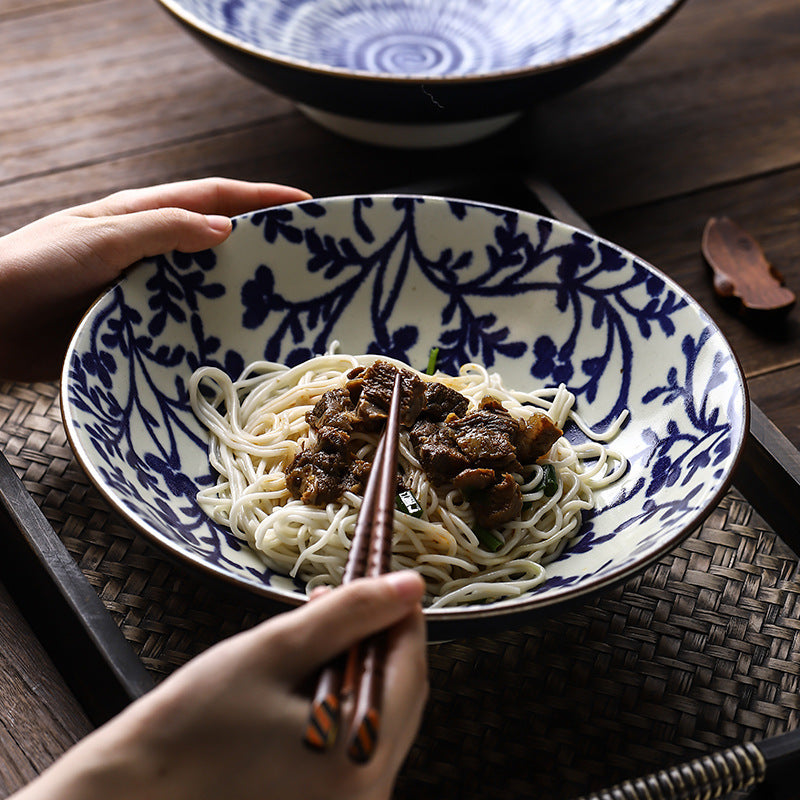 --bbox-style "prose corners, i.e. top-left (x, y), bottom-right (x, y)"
top-left (155, 0), bottom-right (687, 85)
top-left (60, 193), bottom-right (750, 627)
